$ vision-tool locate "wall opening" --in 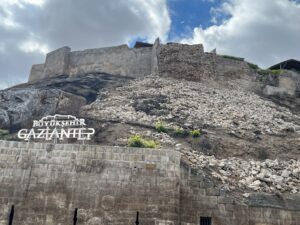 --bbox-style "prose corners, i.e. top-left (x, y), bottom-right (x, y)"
top-left (135, 211), bottom-right (139, 225)
top-left (200, 217), bottom-right (212, 225)
top-left (8, 205), bottom-right (14, 225)
top-left (73, 208), bottom-right (78, 225)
